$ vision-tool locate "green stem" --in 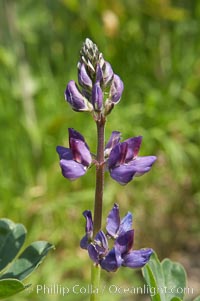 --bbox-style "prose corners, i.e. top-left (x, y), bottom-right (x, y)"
top-left (90, 263), bottom-right (101, 301)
